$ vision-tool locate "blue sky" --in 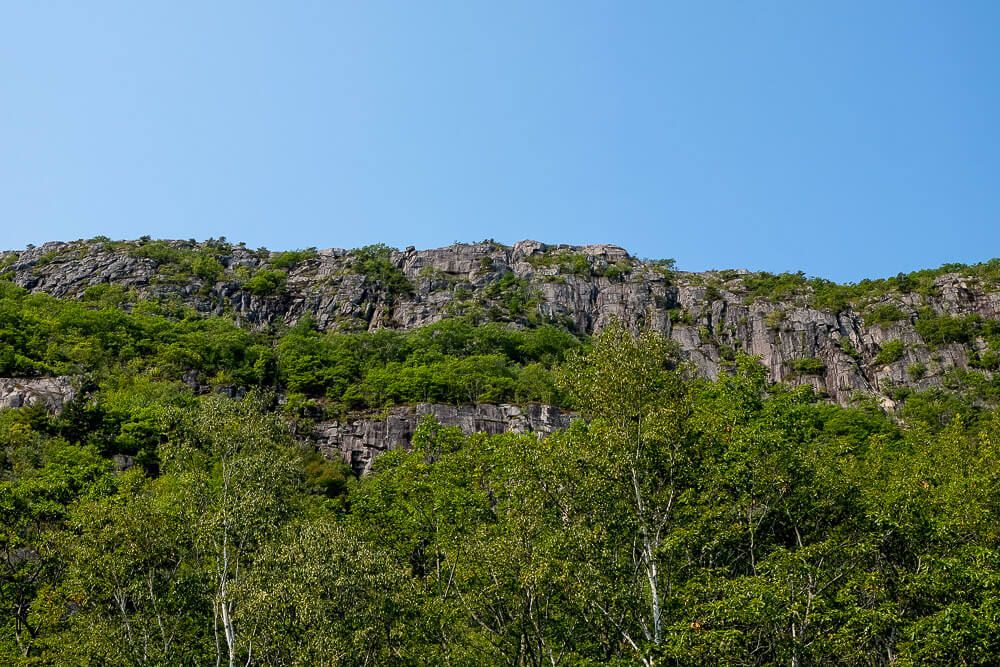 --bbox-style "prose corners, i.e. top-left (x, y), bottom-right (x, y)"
top-left (1, 2), bottom-right (997, 282)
